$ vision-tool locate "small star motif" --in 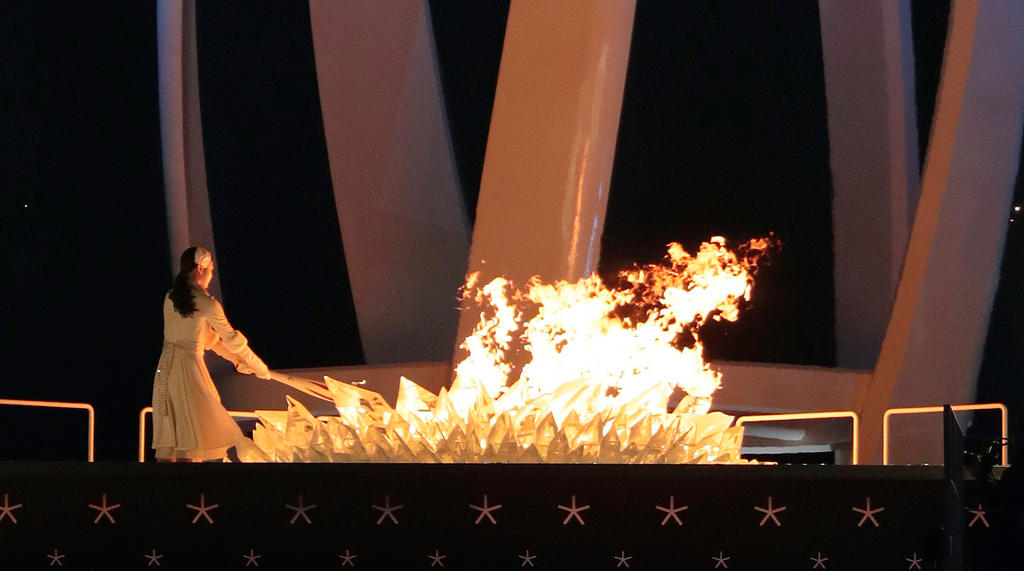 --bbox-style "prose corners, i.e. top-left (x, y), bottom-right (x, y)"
top-left (372, 495), bottom-right (403, 525)
top-left (614, 550), bottom-right (632, 568)
top-left (852, 496), bottom-right (884, 527)
top-left (470, 494), bottom-right (502, 525)
top-left (656, 495), bottom-right (688, 526)
top-left (338, 549), bottom-right (357, 567)
top-left (810, 552), bottom-right (828, 569)
top-left (558, 494), bottom-right (590, 525)
top-left (966, 504), bottom-right (989, 528)
top-left (0, 493), bottom-right (22, 524)
top-left (712, 551), bottom-right (730, 568)
top-left (755, 496), bottom-right (786, 526)
top-left (186, 493), bottom-right (219, 524)
top-left (88, 493), bottom-right (121, 524)
top-left (906, 552), bottom-right (923, 569)
top-left (243, 549), bottom-right (261, 567)
top-left (518, 549), bottom-right (536, 567)
top-left (428, 549), bottom-right (446, 567)
top-left (47, 549), bottom-right (66, 567)
top-left (144, 549), bottom-right (163, 567)
top-left (285, 494), bottom-right (317, 525)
